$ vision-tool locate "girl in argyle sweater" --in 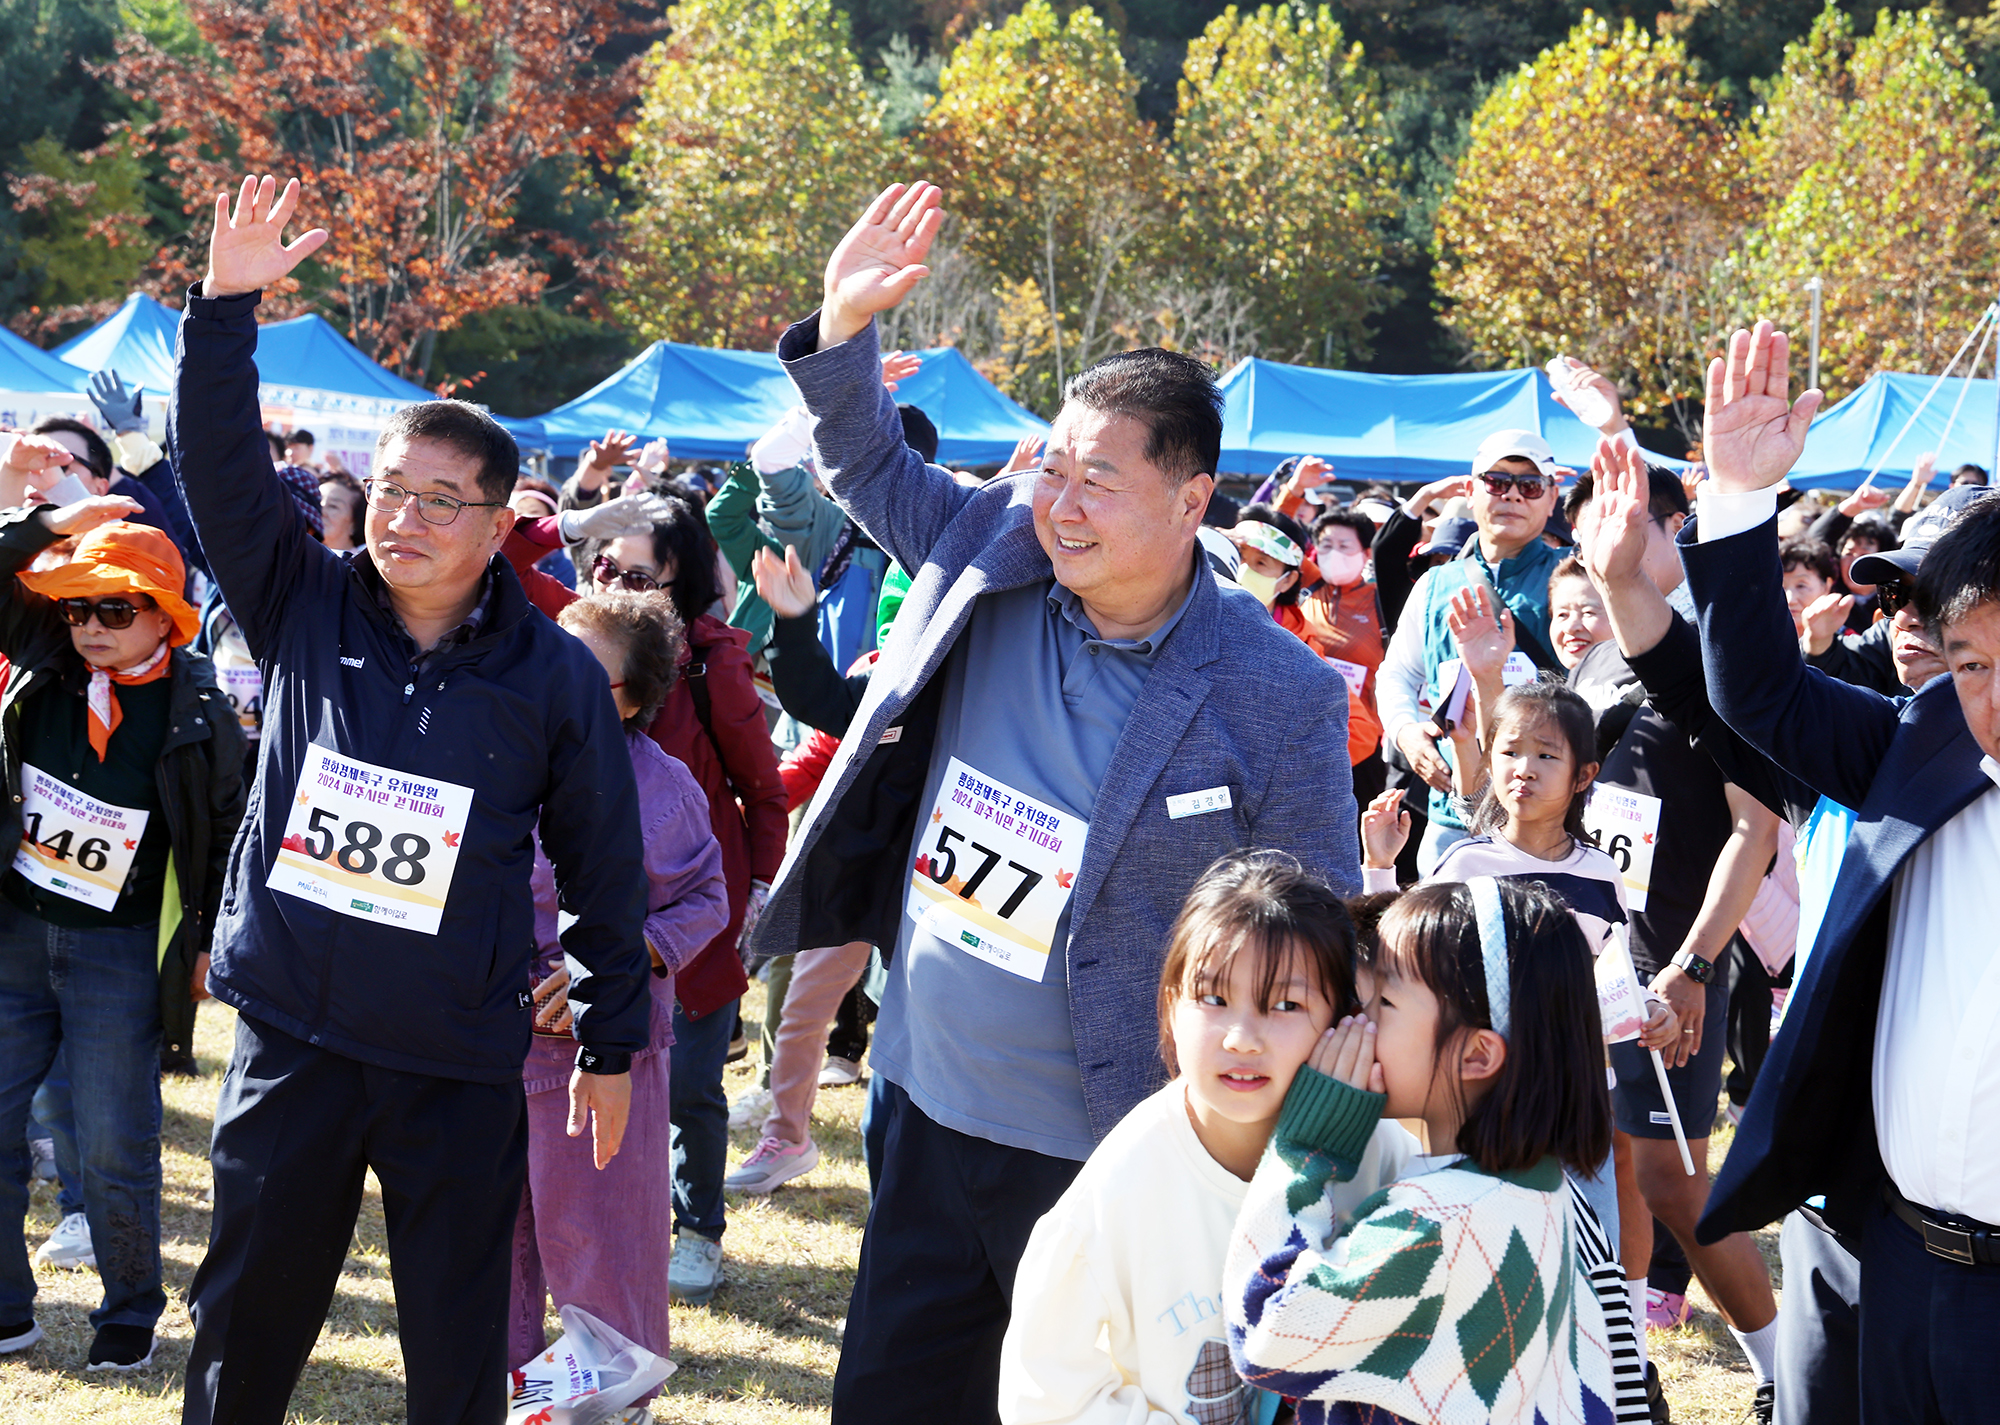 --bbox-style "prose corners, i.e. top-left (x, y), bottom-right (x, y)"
top-left (1224, 879), bottom-right (1622, 1425)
